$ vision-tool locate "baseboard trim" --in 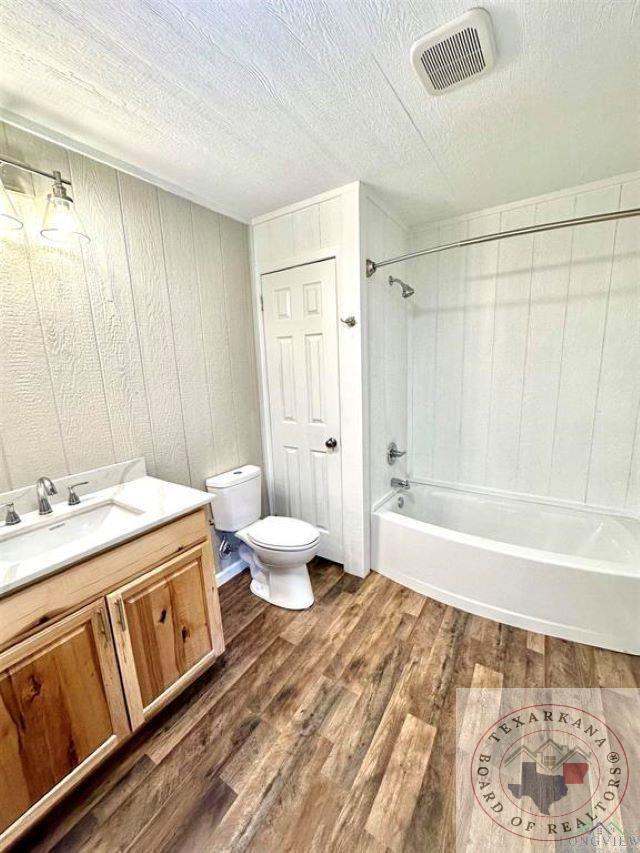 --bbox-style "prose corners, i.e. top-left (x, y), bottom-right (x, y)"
top-left (216, 557), bottom-right (247, 587)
